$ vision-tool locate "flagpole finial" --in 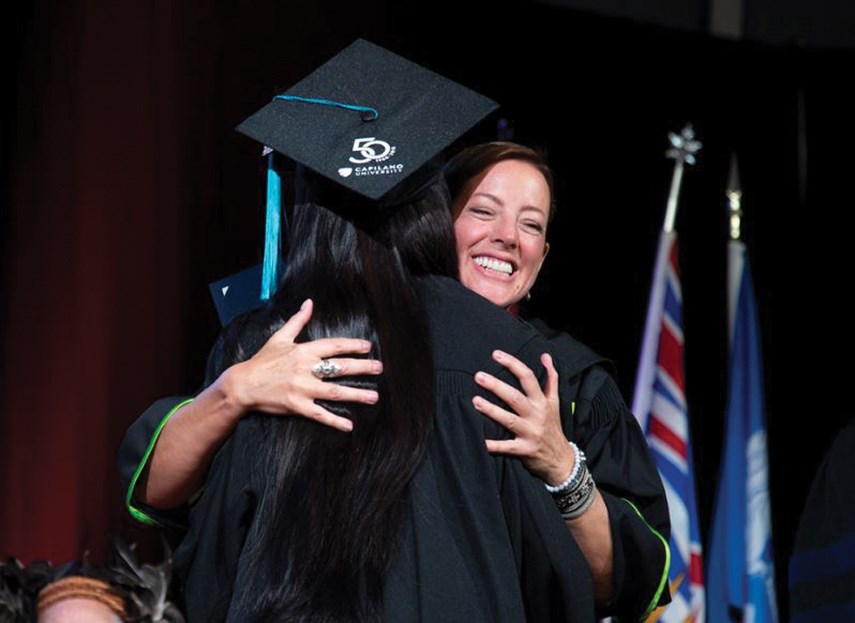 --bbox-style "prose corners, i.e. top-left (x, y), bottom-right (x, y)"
top-left (727, 153), bottom-right (743, 241)
top-left (663, 124), bottom-right (702, 233)
top-left (666, 124), bottom-right (702, 166)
